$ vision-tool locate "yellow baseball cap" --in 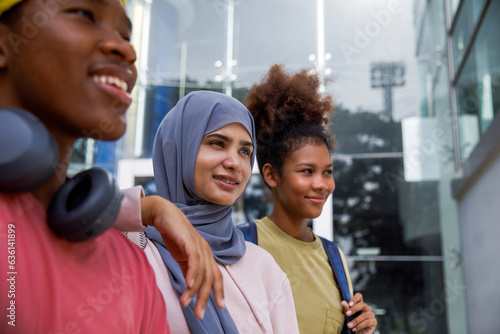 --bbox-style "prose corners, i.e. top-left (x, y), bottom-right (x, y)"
top-left (0, 0), bottom-right (127, 17)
